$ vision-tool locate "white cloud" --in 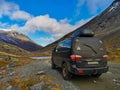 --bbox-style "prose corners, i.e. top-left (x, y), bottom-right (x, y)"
top-left (9, 15), bottom-right (92, 39)
top-left (0, 0), bottom-right (18, 17)
top-left (0, 22), bottom-right (10, 29)
top-left (0, 0), bottom-right (32, 20)
top-left (11, 11), bottom-right (32, 20)
top-left (11, 15), bottom-right (77, 38)
top-left (0, 0), bottom-right (93, 45)
top-left (38, 37), bottom-right (55, 42)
